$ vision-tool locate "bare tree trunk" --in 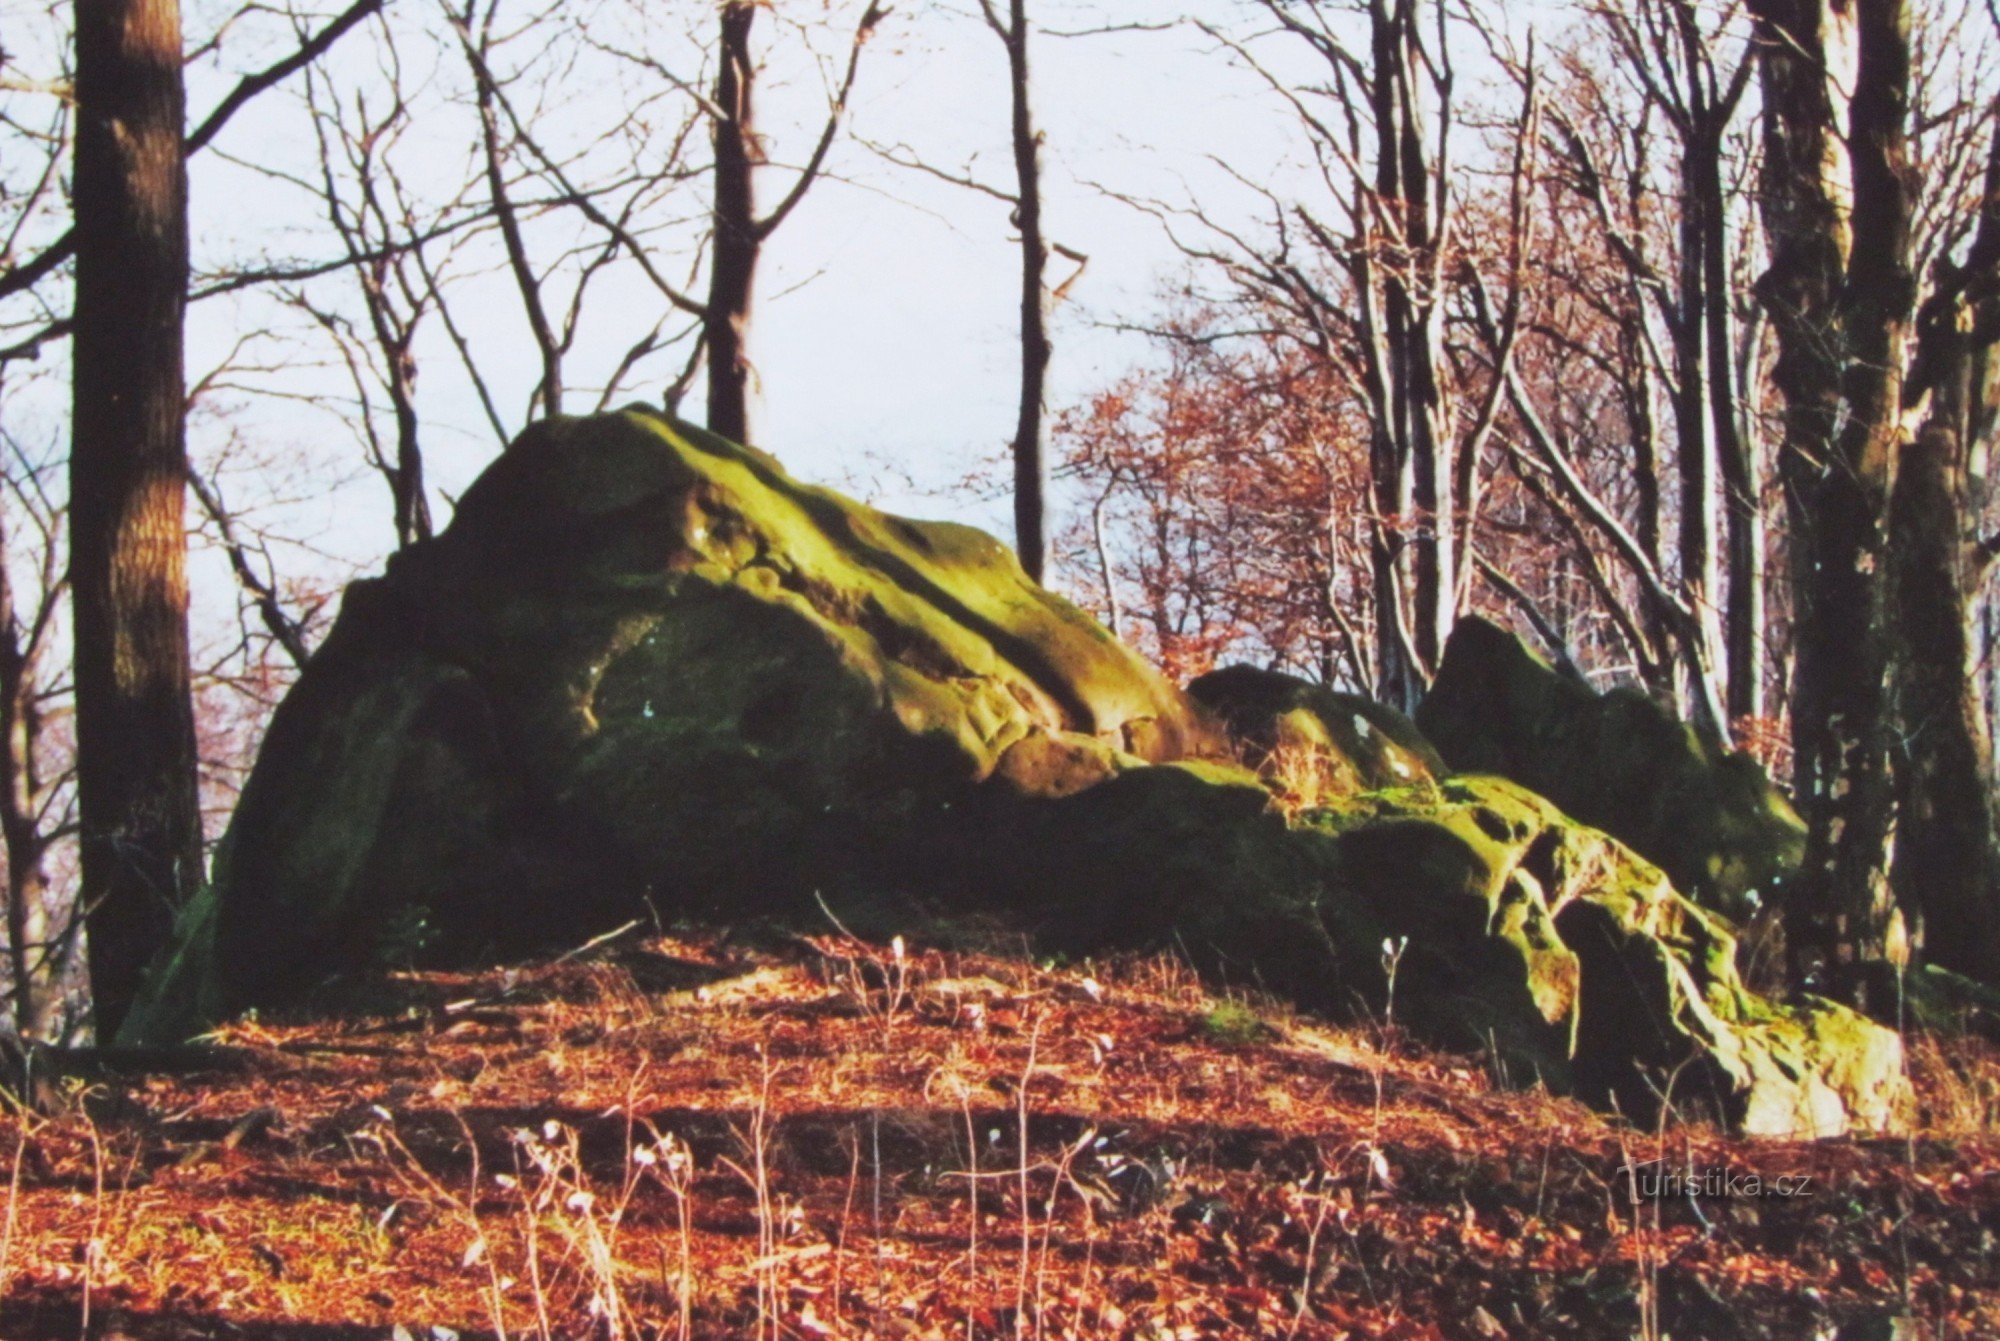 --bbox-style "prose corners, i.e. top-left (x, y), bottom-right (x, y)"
top-left (1610, 303), bottom-right (1685, 703)
top-left (0, 511), bottom-right (54, 1042)
top-left (71, 0), bottom-right (205, 1040)
top-left (1891, 119), bottom-right (2000, 988)
top-left (1750, 0), bottom-right (1913, 1004)
top-left (700, 0), bottom-right (882, 447)
top-left (994, 0), bottom-right (1050, 583)
top-left (1726, 296), bottom-right (1769, 722)
top-left (1674, 132), bottom-right (1726, 727)
top-left (1686, 127), bottom-right (1765, 726)
top-left (1891, 422), bottom-right (2000, 984)
top-left (1373, 0), bottom-right (1452, 687)
top-left (707, 0), bottom-right (760, 446)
